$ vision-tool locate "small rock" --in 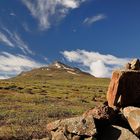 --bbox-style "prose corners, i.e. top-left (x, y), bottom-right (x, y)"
top-left (130, 59), bottom-right (140, 70)
top-left (123, 106), bottom-right (140, 136)
top-left (83, 105), bottom-right (115, 121)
